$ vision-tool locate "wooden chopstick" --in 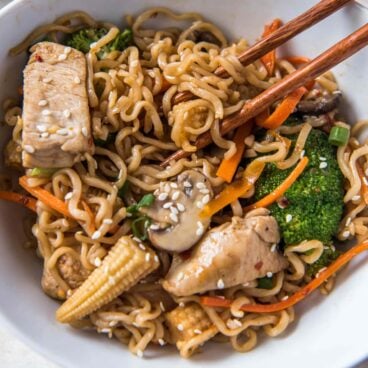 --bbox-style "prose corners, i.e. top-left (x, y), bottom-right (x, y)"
top-left (161, 22), bottom-right (368, 166)
top-left (173, 0), bottom-right (352, 105)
